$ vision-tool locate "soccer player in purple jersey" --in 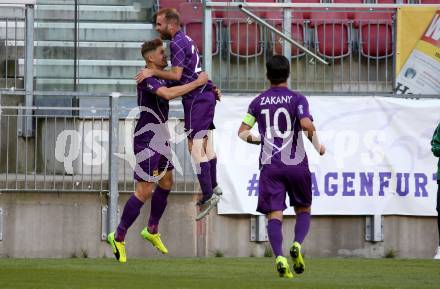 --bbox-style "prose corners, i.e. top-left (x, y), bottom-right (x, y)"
top-left (238, 55), bottom-right (325, 278)
top-left (135, 8), bottom-right (222, 221)
top-left (107, 38), bottom-right (209, 263)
